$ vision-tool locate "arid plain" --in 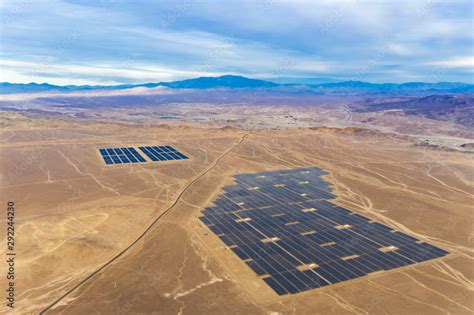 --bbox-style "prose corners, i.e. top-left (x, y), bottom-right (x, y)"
top-left (0, 110), bottom-right (472, 314)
